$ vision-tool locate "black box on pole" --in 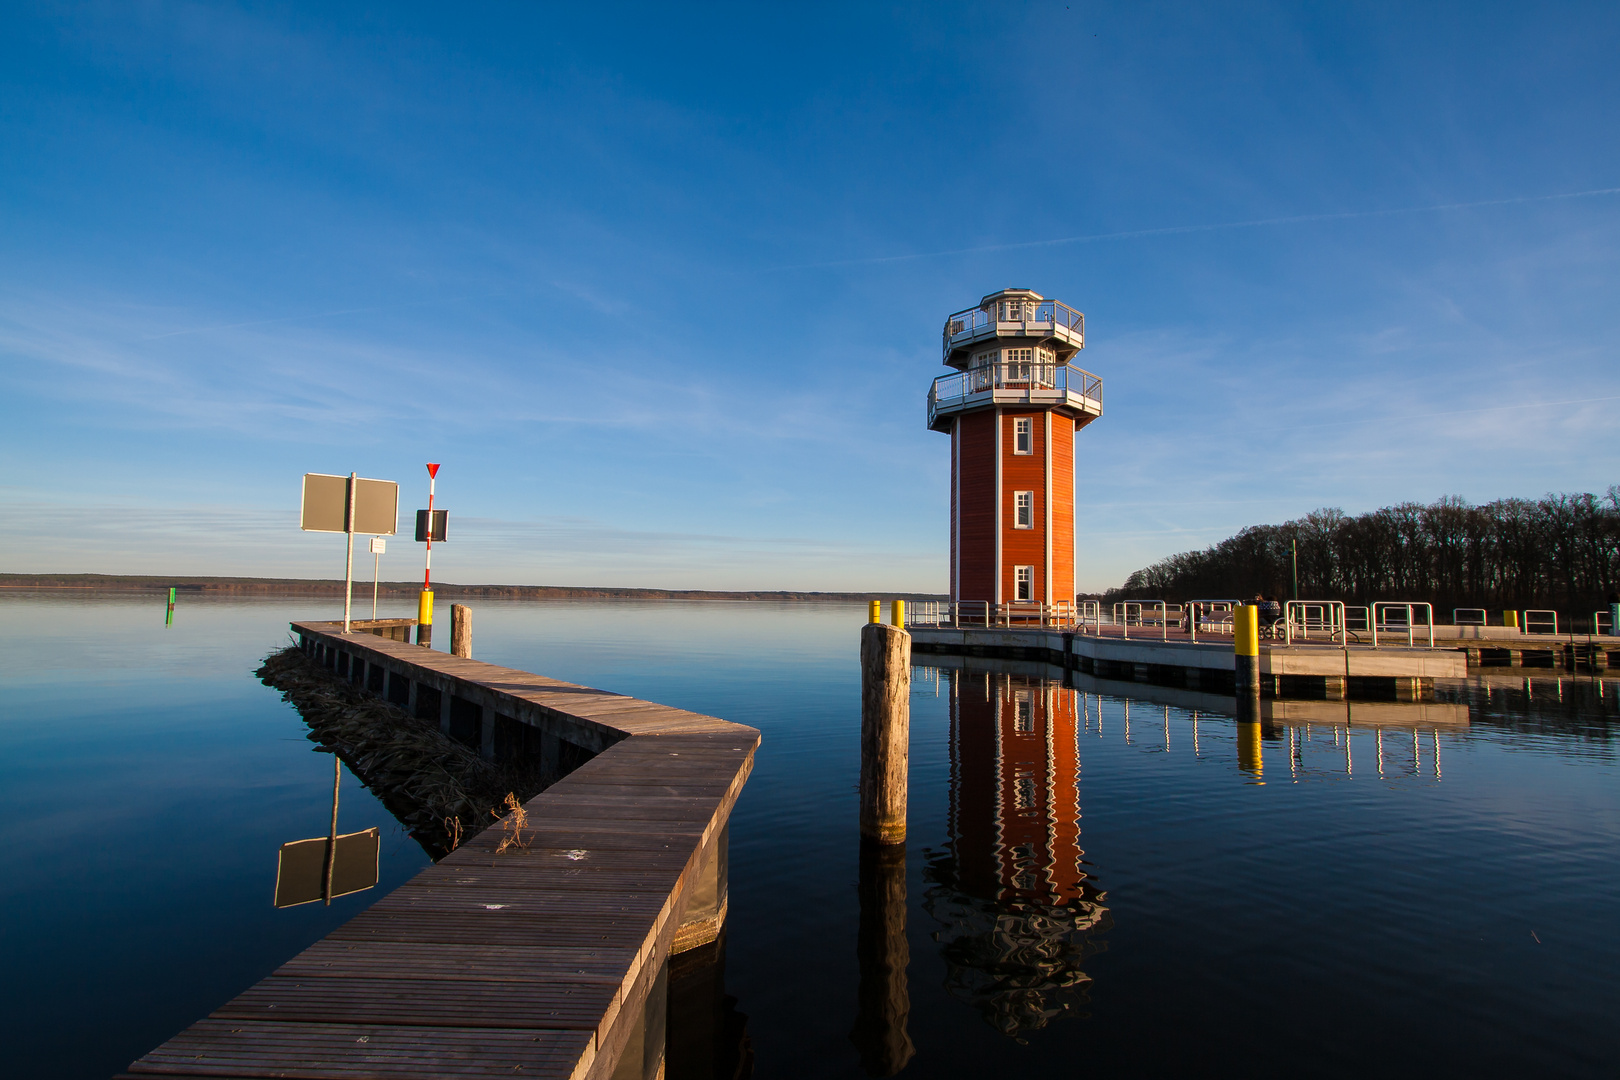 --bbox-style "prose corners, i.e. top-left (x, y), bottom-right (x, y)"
top-left (414, 509), bottom-right (448, 543)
